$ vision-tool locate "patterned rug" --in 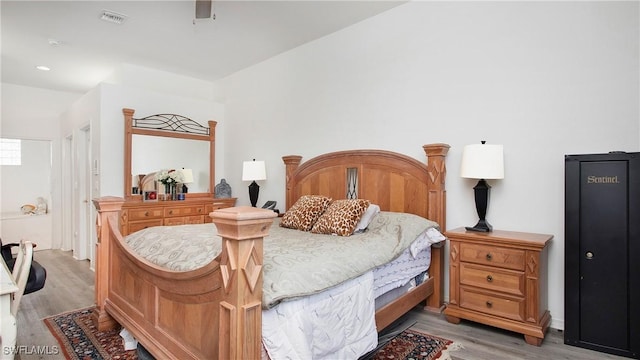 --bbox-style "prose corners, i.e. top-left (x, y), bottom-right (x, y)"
top-left (43, 307), bottom-right (137, 360)
top-left (44, 307), bottom-right (458, 360)
top-left (367, 328), bottom-right (461, 360)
